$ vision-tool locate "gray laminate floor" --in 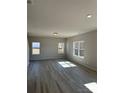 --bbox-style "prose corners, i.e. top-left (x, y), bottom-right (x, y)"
top-left (27, 59), bottom-right (97, 93)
